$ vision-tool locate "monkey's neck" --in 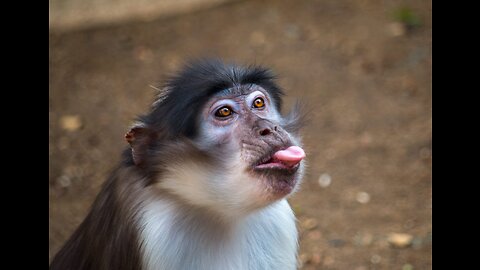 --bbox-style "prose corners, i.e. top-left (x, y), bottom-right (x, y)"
top-left (139, 196), bottom-right (298, 270)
